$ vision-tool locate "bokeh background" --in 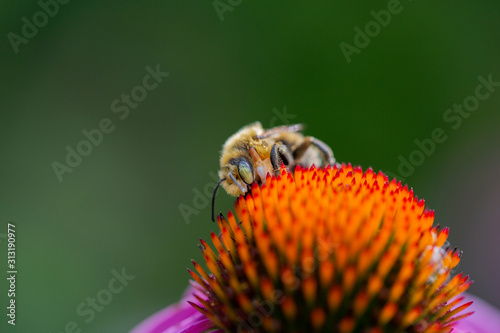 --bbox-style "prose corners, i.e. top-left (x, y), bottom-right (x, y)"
top-left (1, 1), bottom-right (500, 332)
